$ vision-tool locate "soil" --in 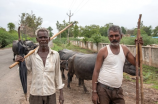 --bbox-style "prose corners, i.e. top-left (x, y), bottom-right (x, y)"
top-left (20, 71), bottom-right (158, 104)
